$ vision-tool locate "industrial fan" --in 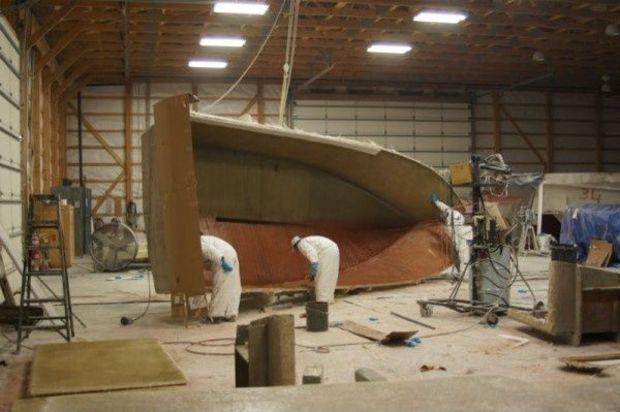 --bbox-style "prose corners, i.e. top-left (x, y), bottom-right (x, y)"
top-left (90, 221), bottom-right (138, 271)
